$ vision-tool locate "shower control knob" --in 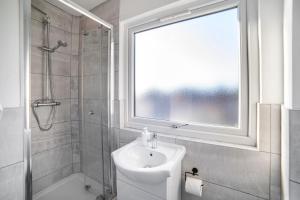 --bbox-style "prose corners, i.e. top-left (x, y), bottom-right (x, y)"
top-left (88, 110), bottom-right (94, 115)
